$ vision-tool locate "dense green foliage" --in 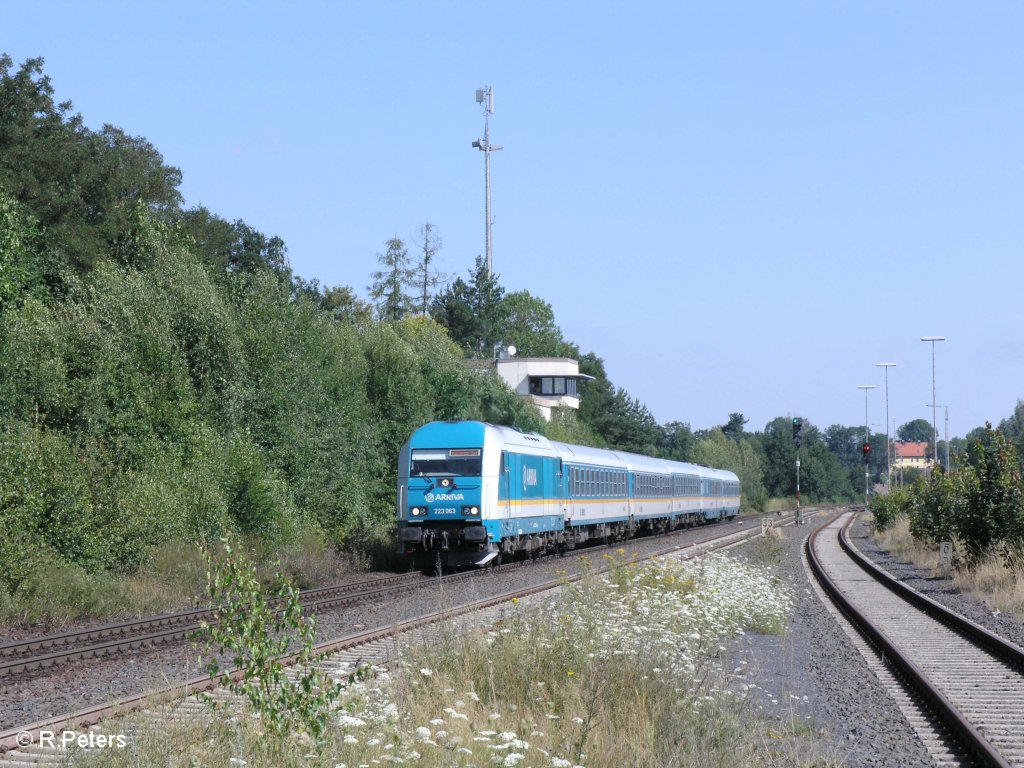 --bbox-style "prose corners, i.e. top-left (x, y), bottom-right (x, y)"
top-left (0, 184), bottom-right (540, 597)
top-left (872, 424), bottom-right (1024, 568)
top-left (4, 54), bottom-right (1023, 605)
